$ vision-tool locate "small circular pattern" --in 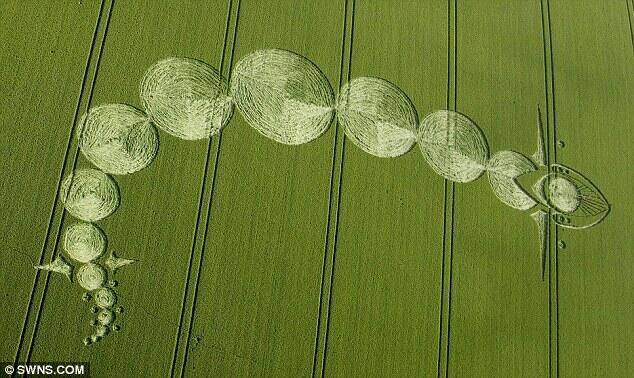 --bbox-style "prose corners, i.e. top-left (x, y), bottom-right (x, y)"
top-left (78, 104), bottom-right (159, 175)
top-left (60, 168), bottom-right (120, 222)
top-left (140, 57), bottom-right (234, 140)
top-left (94, 287), bottom-right (117, 309)
top-left (63, 222), bottom-right (107, 263)
top-left (97, 309), bottom-right (115, 326)
top-left (418, 110), bottom-right (489, 183)
top-left (548, 177), bottom-right (580, 213)
top-left (76, 263), bottom-right (107, 291)
top-left (95, 325), bottom-right (109, 337)
top-left (230, 49), bottom-right (335, 145)
top-left (337, 77), bottom-right (417, 157)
